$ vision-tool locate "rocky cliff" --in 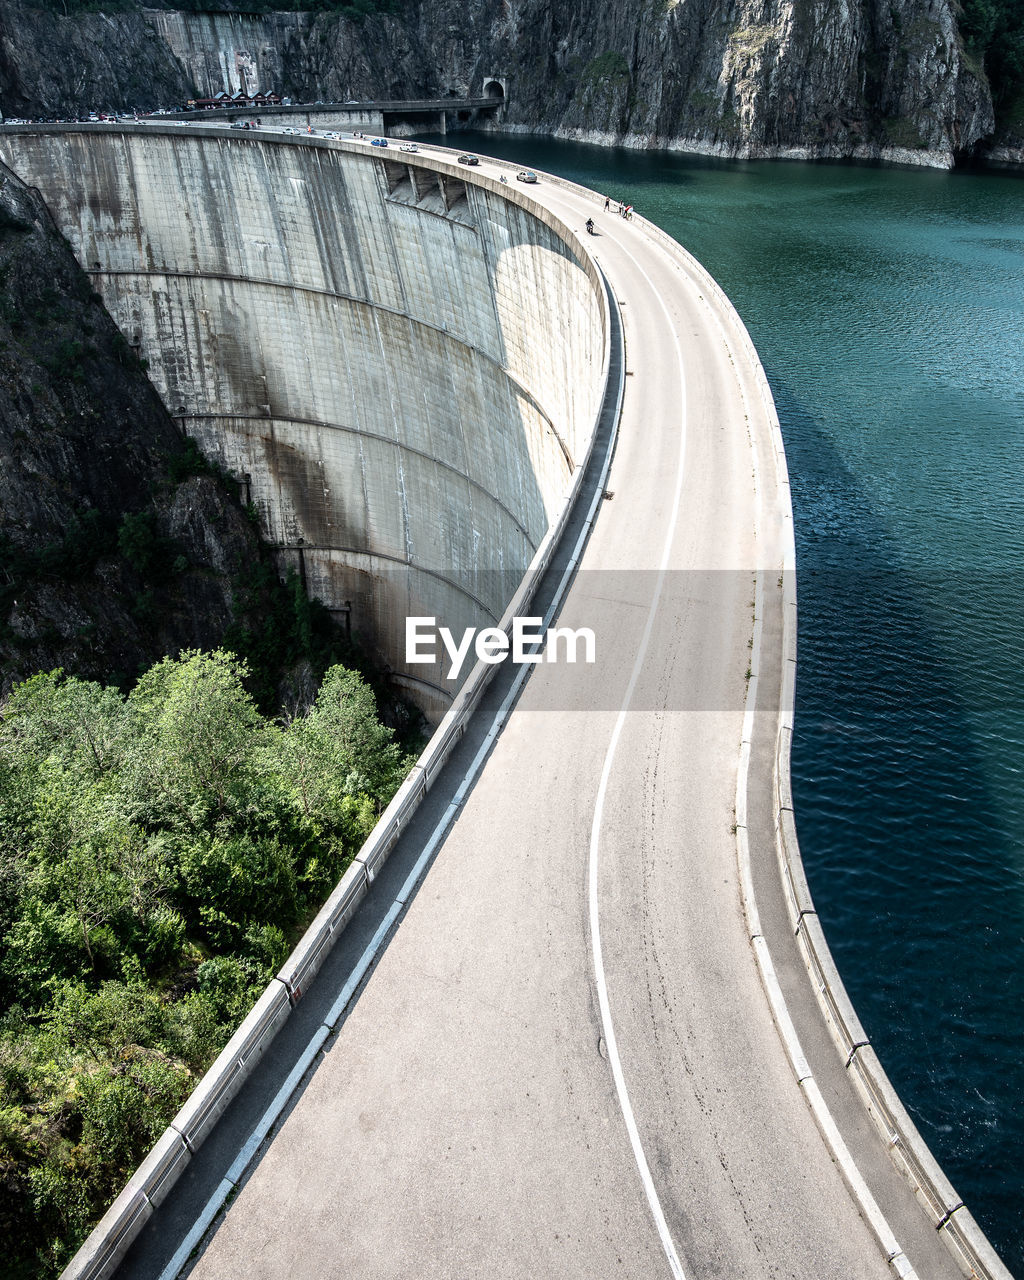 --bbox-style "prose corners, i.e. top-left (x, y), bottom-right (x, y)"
top-left (0, 0), bottom-right (1016, 166)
